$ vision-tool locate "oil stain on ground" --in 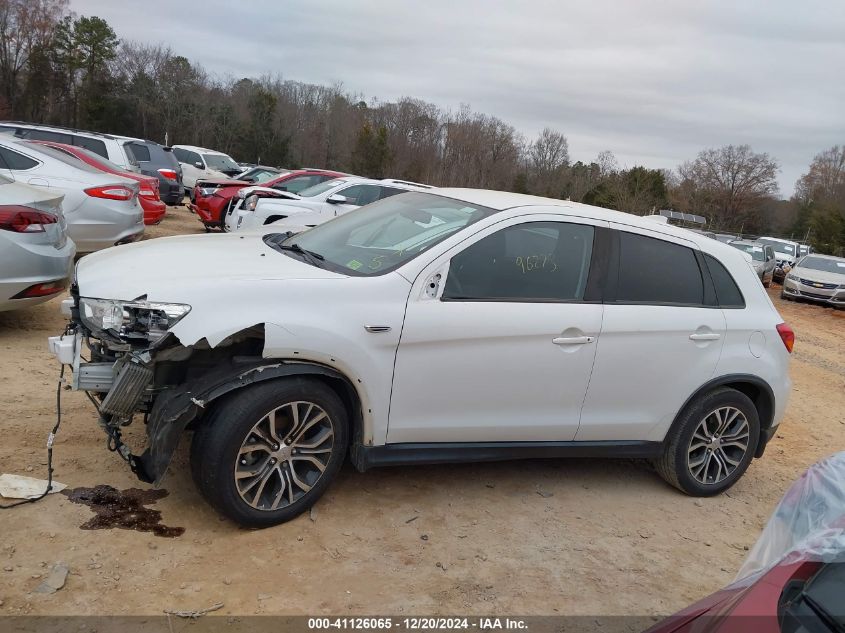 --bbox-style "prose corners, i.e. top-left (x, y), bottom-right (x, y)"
top-left (63, 485), bottom-right (185, 537)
